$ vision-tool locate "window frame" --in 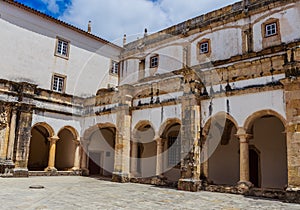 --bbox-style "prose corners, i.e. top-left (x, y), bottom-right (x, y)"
top-left (55, 37), bottom-right (70, 59)
top-left (265, 22), bottom-right (277, 37)
top-left (150, 55), bottom-right (159, 68)
top-left (51, 74), bottom-right (66, 93)
top-left (261, 18), bottom-right (281, 49)
top-left (110, 60), bottom-right (119, 75)
top-left (199, 41), bottom-right (209, 54)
